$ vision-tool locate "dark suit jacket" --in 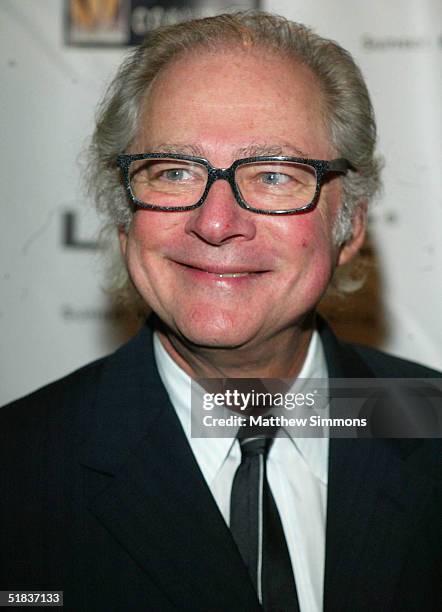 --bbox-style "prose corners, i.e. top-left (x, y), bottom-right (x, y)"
top-left (1, 320), bottom-right (441, 611)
